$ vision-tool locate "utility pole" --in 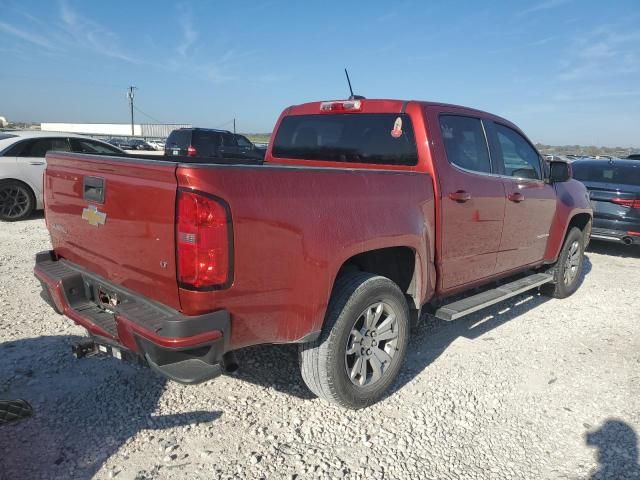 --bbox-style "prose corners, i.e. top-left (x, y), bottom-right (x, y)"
top-left (233, 118), bottom-right (236, 134)
top-left (127, 86), bottom-right (137, 136)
